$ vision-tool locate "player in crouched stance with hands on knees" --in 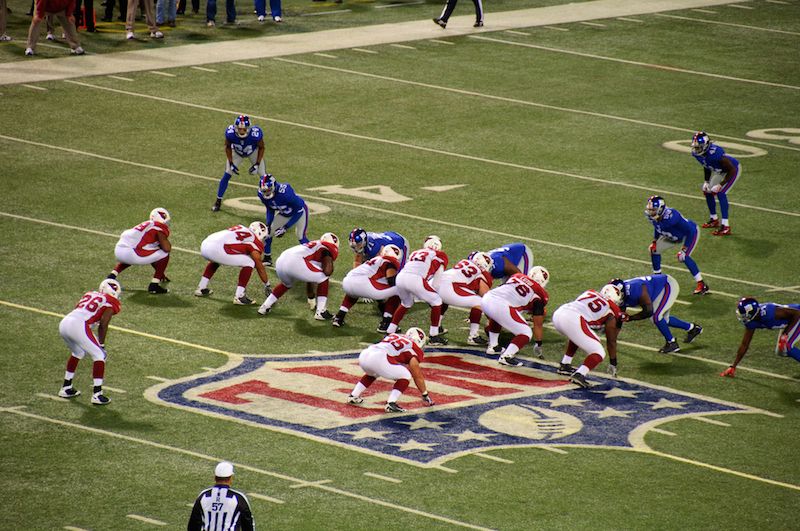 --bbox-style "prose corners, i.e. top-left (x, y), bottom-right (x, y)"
top-left (347, 328), bottom-right (434, 413)
top-left (552, 284), bottom-right (625, 388)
